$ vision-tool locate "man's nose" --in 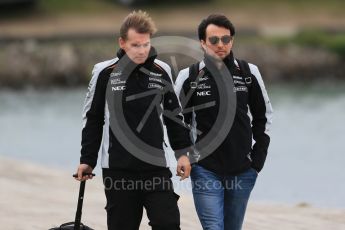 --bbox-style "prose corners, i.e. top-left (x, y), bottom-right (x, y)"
top-left (137, 46), bottom-right (146, 54)
top-left (217, 41), bottom-right (225, 47)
